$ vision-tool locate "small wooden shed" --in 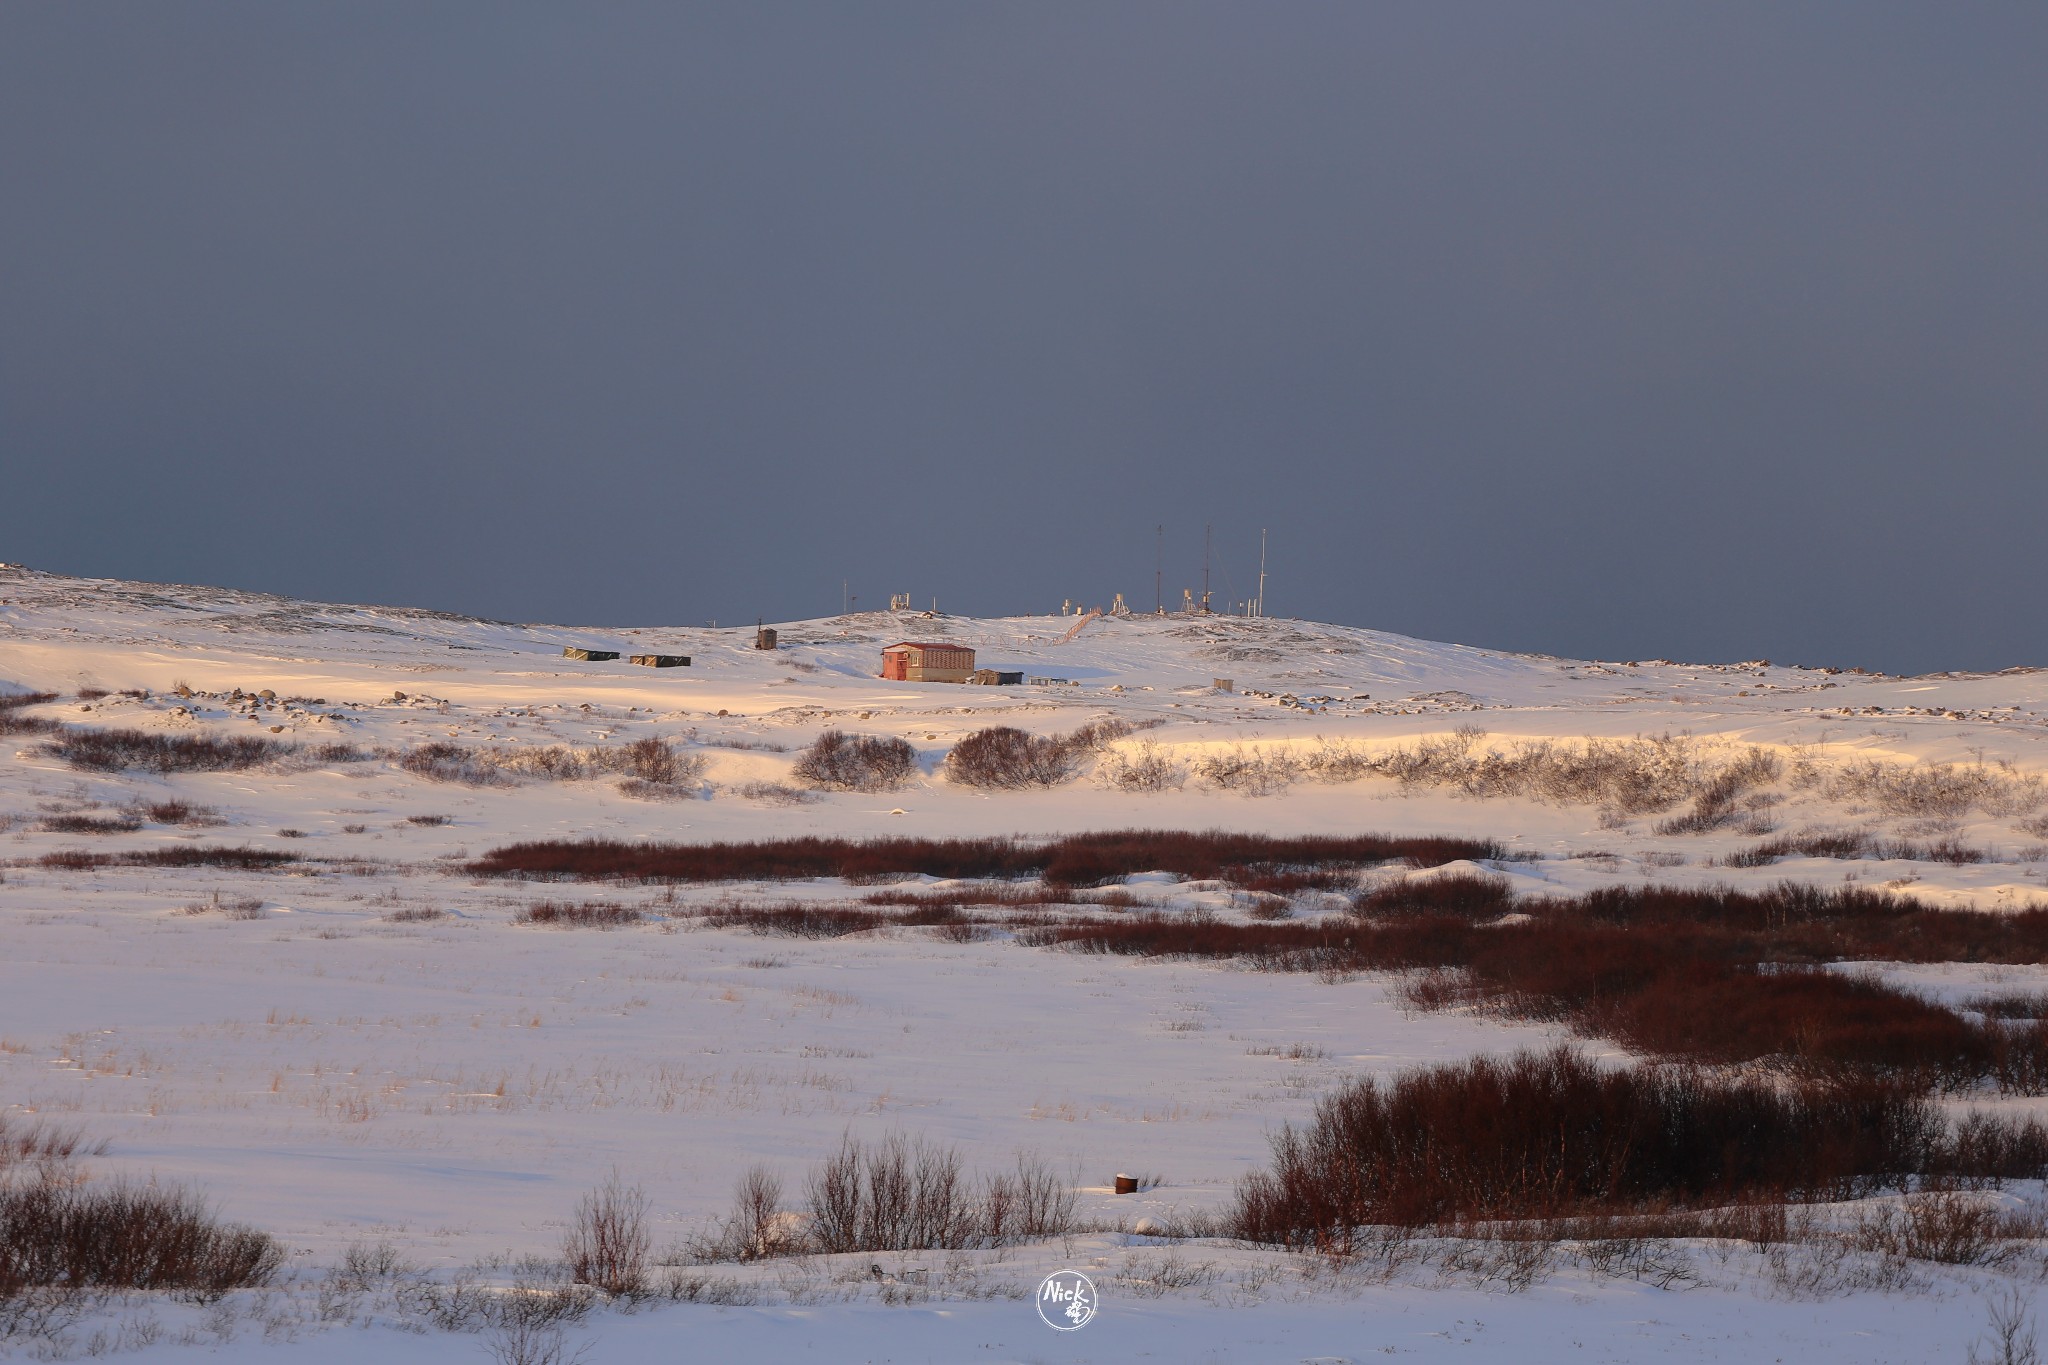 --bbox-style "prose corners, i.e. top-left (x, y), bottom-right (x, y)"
top-left (562, 646), bottom-right (620, 662)
top-left (880, 641), bottom-right (975, 683)
top-left (629, 654), bottom-right (691, 668)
